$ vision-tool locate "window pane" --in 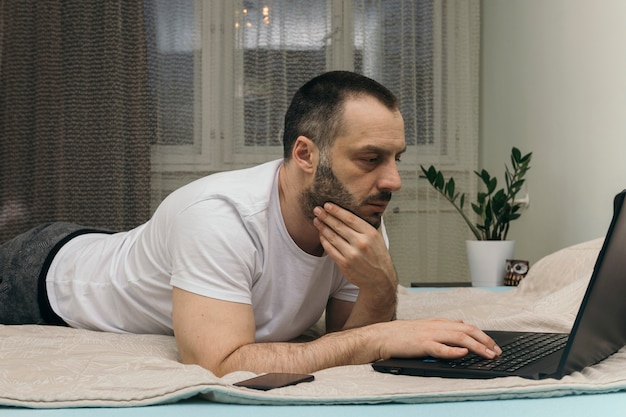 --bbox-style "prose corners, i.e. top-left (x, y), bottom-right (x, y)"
top-left (354, 0), bottom-right (434, 146)
top-left (145, 0), bottom-right (199, 146)
top-left (237, 0), bottom-right (329, 148)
